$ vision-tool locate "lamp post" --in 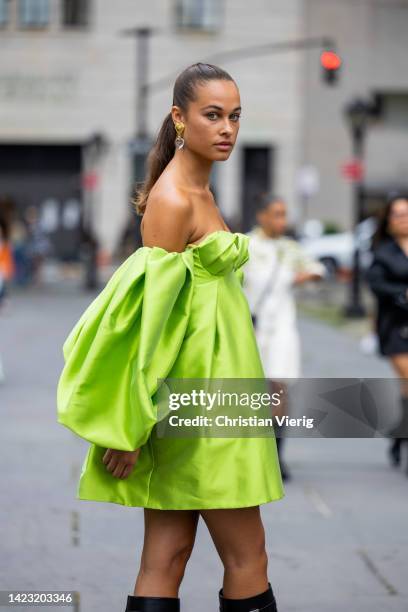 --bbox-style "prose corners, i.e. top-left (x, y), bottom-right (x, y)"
top-left (343, 97), bottom-right (377, 318)
top-left (121, 27), bottom-right (156, 190)
top-left (82, 131), bottom-right (109, 290)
